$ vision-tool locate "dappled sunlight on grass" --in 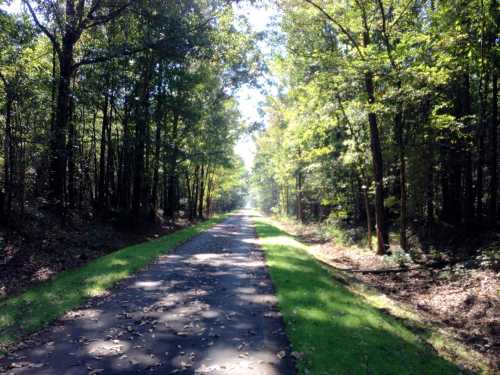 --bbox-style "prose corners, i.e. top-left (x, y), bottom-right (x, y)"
top-left (254, 217), bottom-right (463, 375)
